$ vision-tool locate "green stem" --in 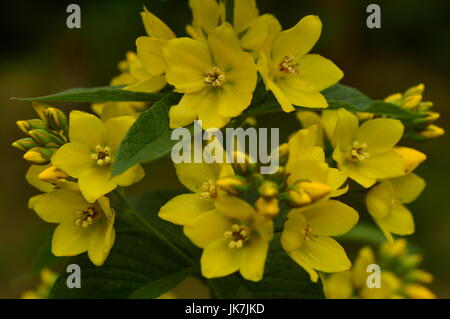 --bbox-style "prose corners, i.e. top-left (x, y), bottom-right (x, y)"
top-left (112, 189), bottom-right (194, 265)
